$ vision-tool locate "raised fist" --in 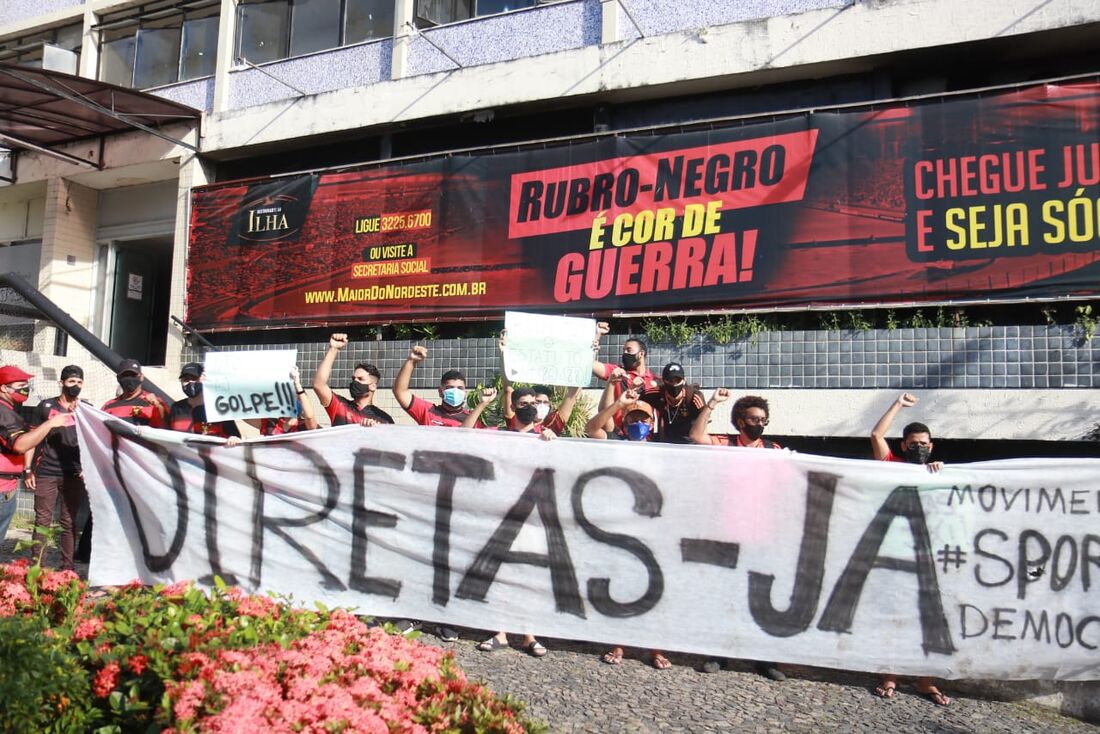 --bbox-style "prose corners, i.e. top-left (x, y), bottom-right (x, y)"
top-left (409, 345), bottom-right (428, 363)
top-left (898, 392), bottom-right (918, 408)
top-left (708, 388), bottom-right (731, 407)
top-left (479, 387), bottom-right (498, 404)
top-left (329, 333), bottom-right (349, 350)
